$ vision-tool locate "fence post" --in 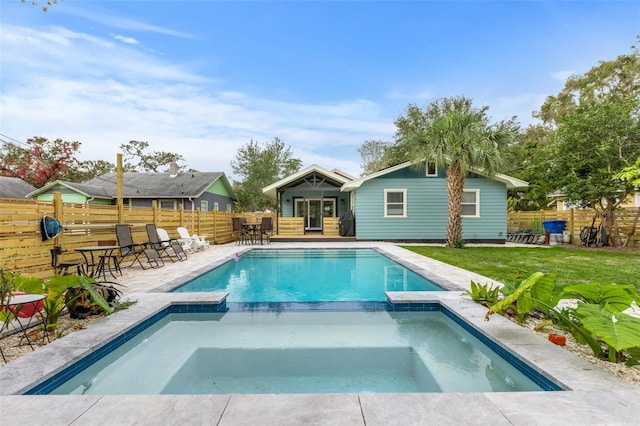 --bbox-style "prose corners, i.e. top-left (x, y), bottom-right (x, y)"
top-left (179, 204), bottom-right (185, 227)
top-left (569, 209), bottom-right (575, 241)
top-left (53, 191), bottom-right (65, 249)
top-left (152, 200), bottom-right (158, 224)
